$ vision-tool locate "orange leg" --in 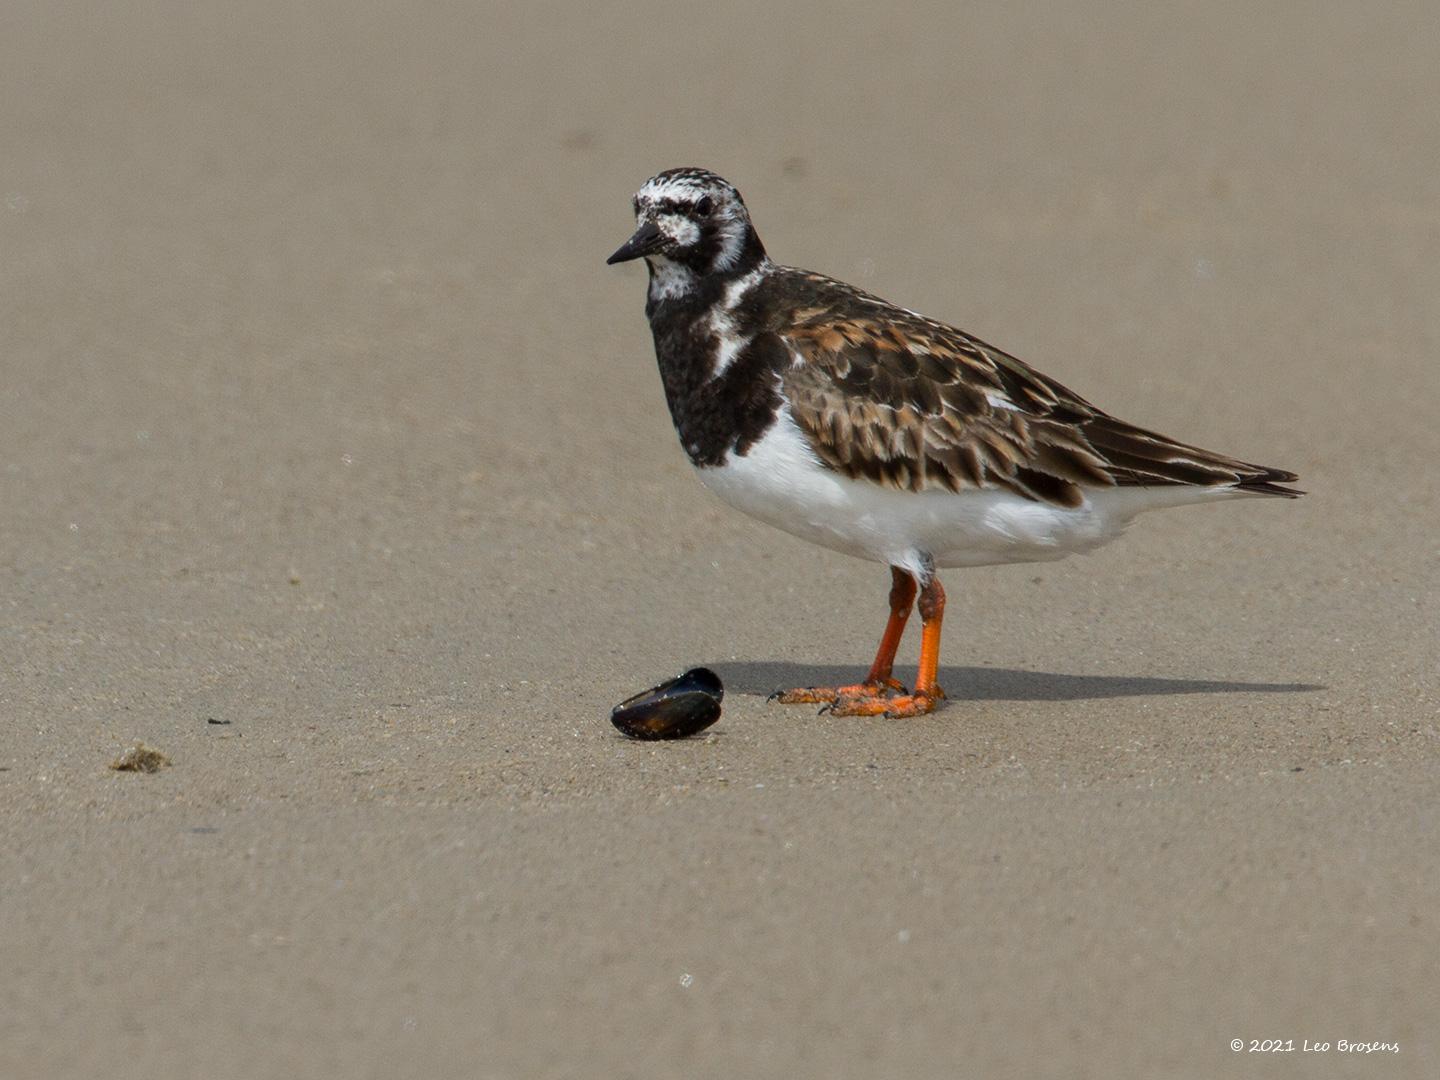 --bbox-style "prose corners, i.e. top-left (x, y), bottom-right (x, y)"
top-left (827, 574), bottom-right (946, 718)
top-left (771, 567), bottom-right (917, 707)
top-left (863, 566), bottom-right (917, 688)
